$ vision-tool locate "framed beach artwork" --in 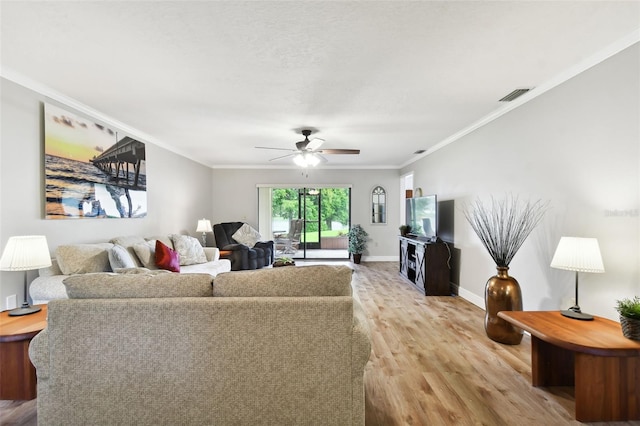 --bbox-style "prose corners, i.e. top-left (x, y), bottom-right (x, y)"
top-left (44, 103), bottom-right (147, 219)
